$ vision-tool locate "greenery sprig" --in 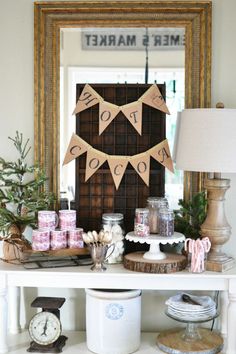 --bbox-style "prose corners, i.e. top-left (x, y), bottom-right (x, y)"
top-left (174, 192), bottom-right (207, 240)
top-left (0, 131), bottom-right (55, 237)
